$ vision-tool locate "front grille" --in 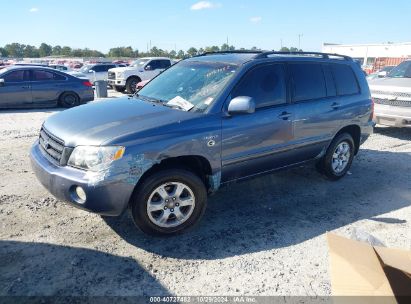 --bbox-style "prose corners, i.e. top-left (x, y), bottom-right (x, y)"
top-left (372, 90), bottom-right (411, 99)
top-left (374, 98), bottom-right (411, 107)
top-left (108, 71), bottom-right (116, 79)
top-left (39, 128), bottom-right (66, 165)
